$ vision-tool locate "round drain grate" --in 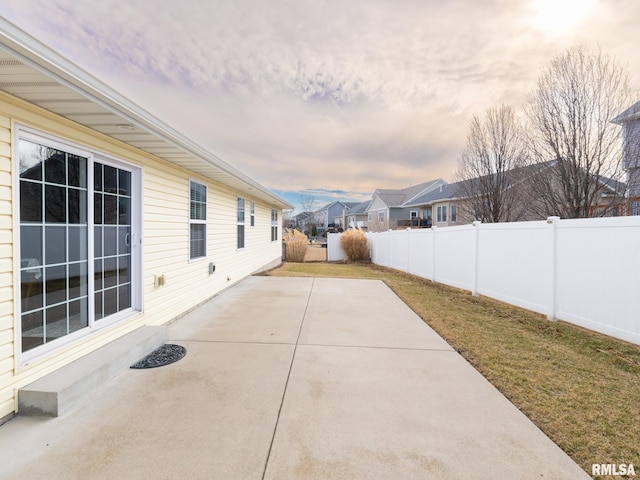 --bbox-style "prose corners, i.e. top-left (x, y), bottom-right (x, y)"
top-left (130, 344), bottom-right (187, 369)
